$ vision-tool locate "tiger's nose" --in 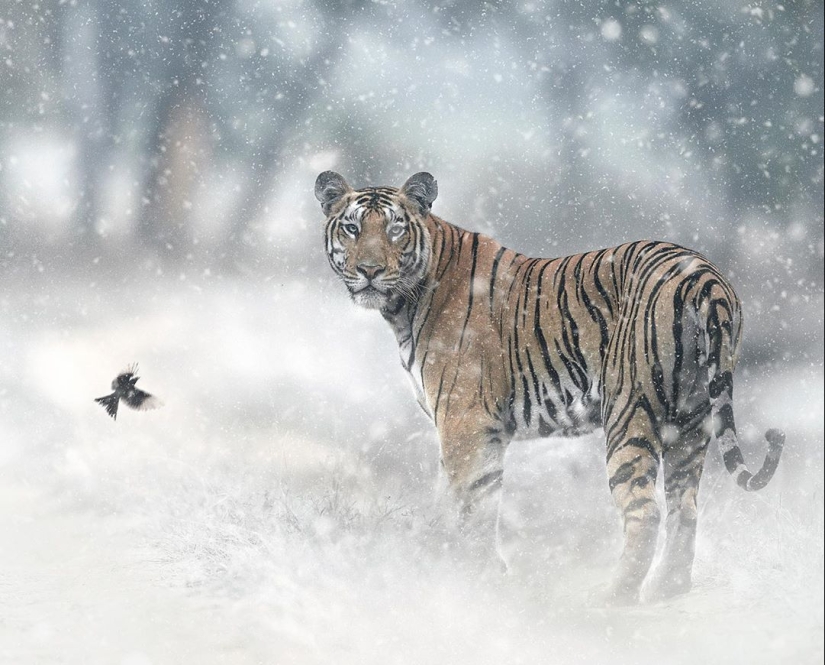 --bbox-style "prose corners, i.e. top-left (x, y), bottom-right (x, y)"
top-left (357, 263), bottom-right (385, 281)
